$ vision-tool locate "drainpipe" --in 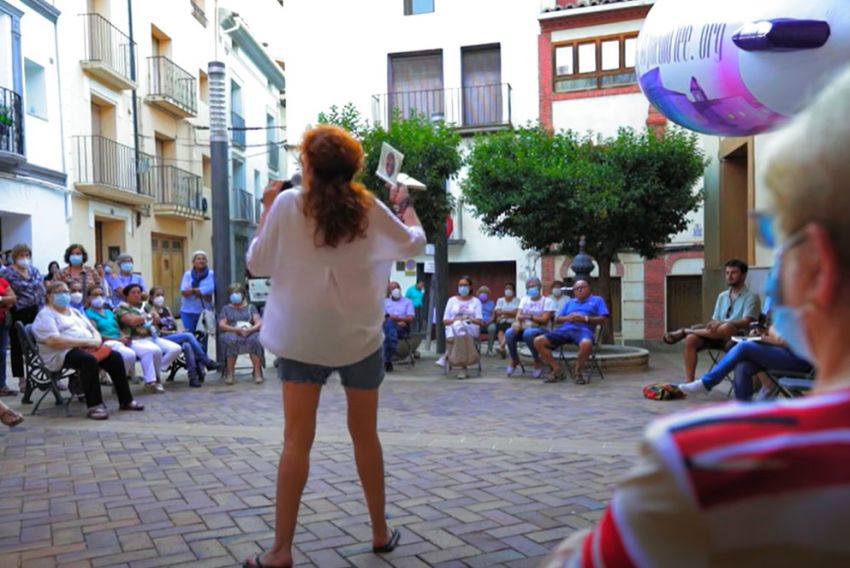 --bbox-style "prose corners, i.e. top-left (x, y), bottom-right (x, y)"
top-left (127, 0), bottom-right (142, 198)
